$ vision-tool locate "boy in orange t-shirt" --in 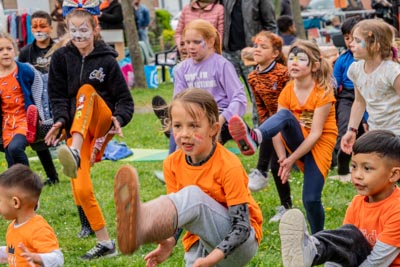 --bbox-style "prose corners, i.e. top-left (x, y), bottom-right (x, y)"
top-left (279, 130), bottom-right (400, 267)
top-left (0, 164), bottom-right (63, 267)
top-left (114, 88), bottom-right (262, 267)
